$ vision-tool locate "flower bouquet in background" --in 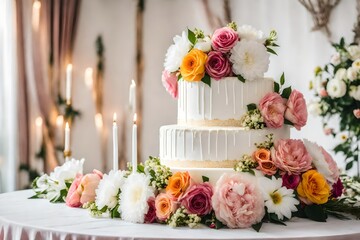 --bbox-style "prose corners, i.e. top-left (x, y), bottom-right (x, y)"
top-left (309, 38), bottom-right (360, 176)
